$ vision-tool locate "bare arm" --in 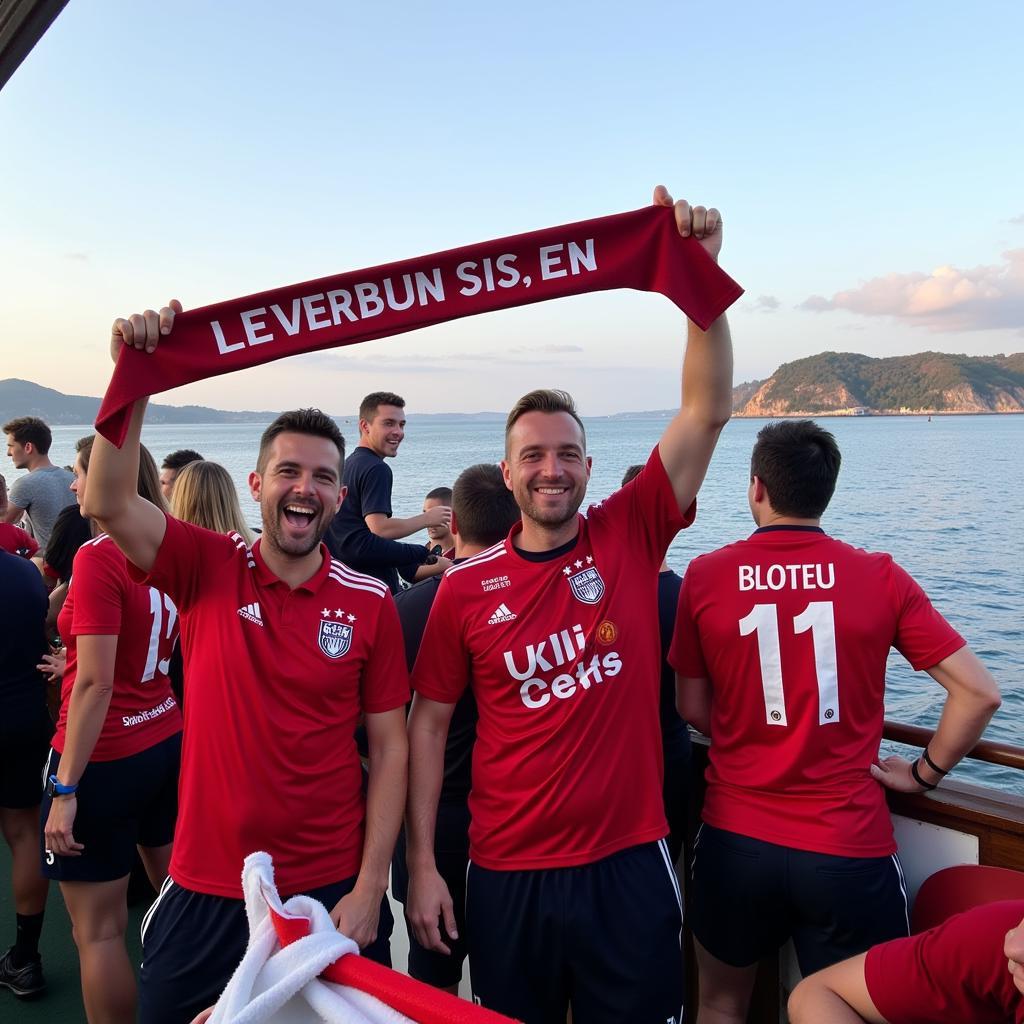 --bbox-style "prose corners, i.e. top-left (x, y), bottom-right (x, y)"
top-left (1, 501), bottom-right (26, 525)
top-left (83, 303), bottom-right (183, 570)
top-left (364, 505), bottom-right (451, 542)
top-left (406, 693), bottom-right (458, 954)
top-left (42, 634), bottom-right (118, 857)
top-left (1004, 914), bottom-right (1024, 997)
top-left (652, 187), bottom-right (734, 514)
top-left (329, 706), bottom-right (407, 946)
top-left (788, 953), bottom-right (888, 1024)
top-left (677, 674), bottom-right (712, 737)
top-left (872, 646), bottom-right (1001, 792)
